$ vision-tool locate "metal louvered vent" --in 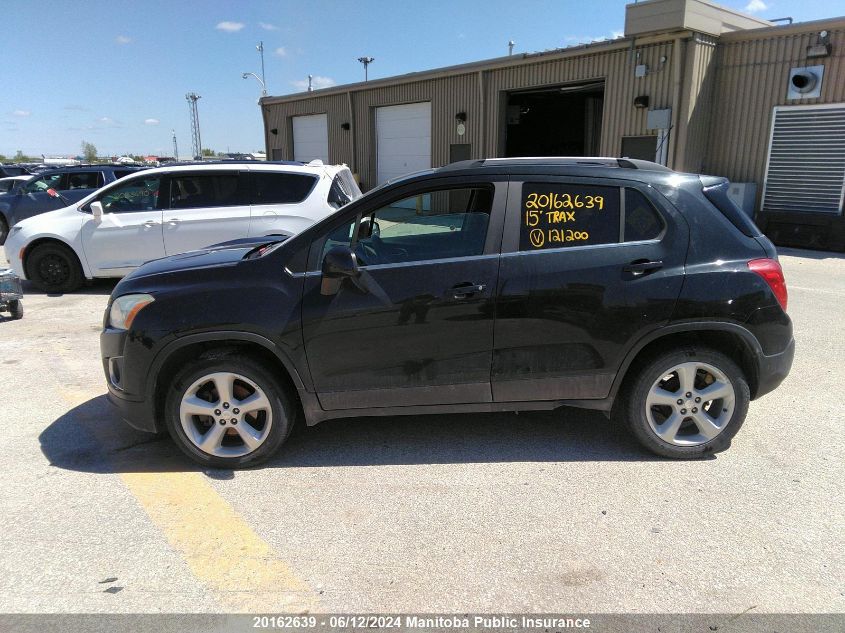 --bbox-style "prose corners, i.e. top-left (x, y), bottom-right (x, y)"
top-left (762, 105), bottom-right (845, 216)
